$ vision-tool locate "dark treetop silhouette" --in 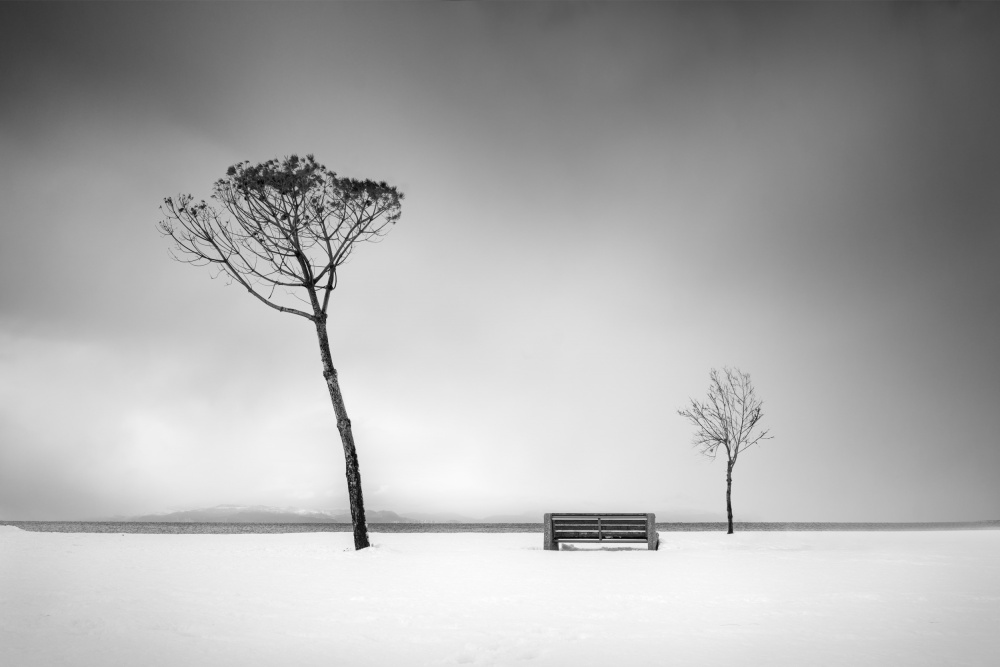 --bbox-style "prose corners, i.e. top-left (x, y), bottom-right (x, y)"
top-left (678, 367), bottom-right (772, 534)
top-left (158, 154), bottom-right (403, 550)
